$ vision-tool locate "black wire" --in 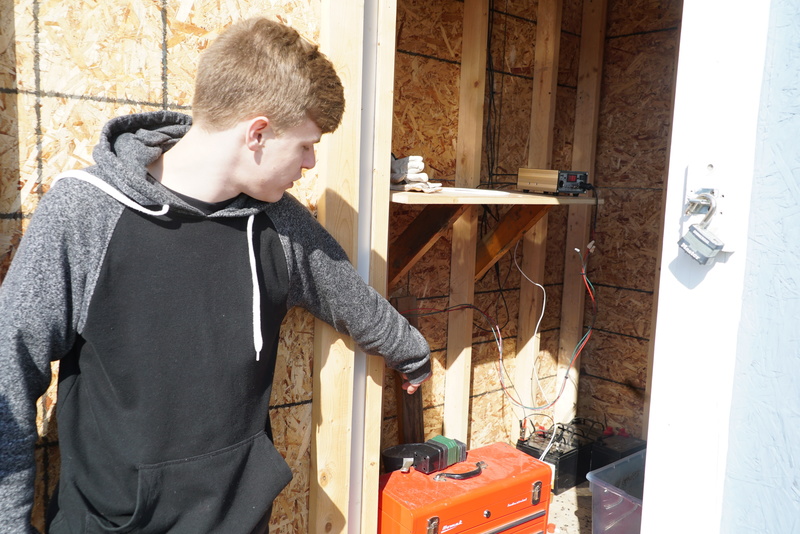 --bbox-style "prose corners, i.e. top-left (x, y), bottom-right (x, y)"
top-left (490, 261), bottom-right (511, 331)
top-left (403, 303), bottom-right (499, 335)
